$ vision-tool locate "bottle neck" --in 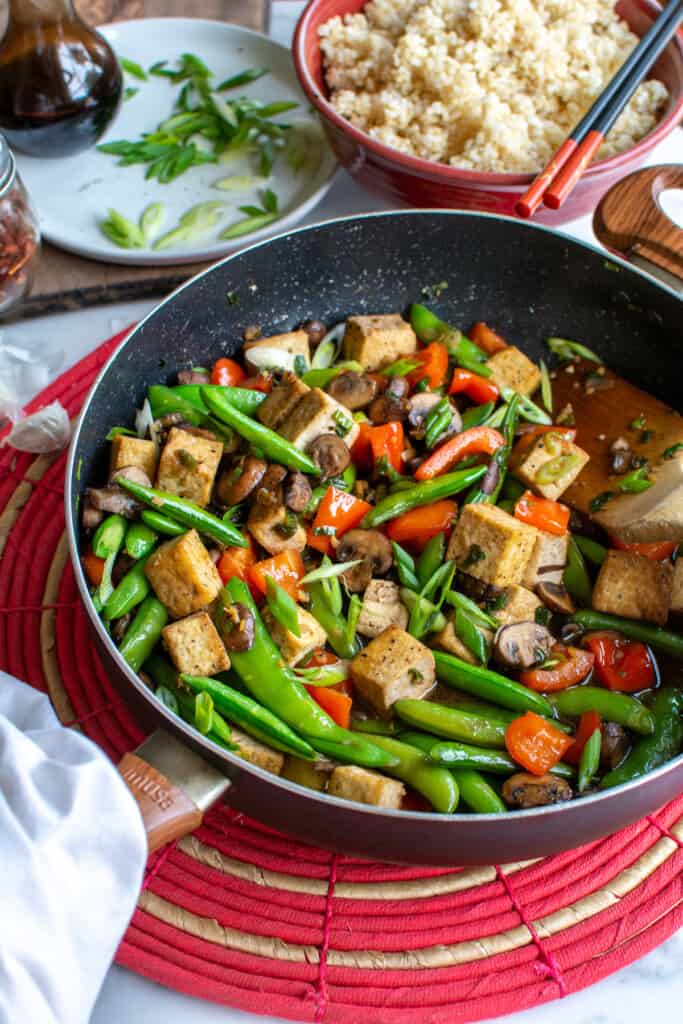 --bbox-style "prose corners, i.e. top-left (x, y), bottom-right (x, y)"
top-left (9, 0), bottom-right (76, 26)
